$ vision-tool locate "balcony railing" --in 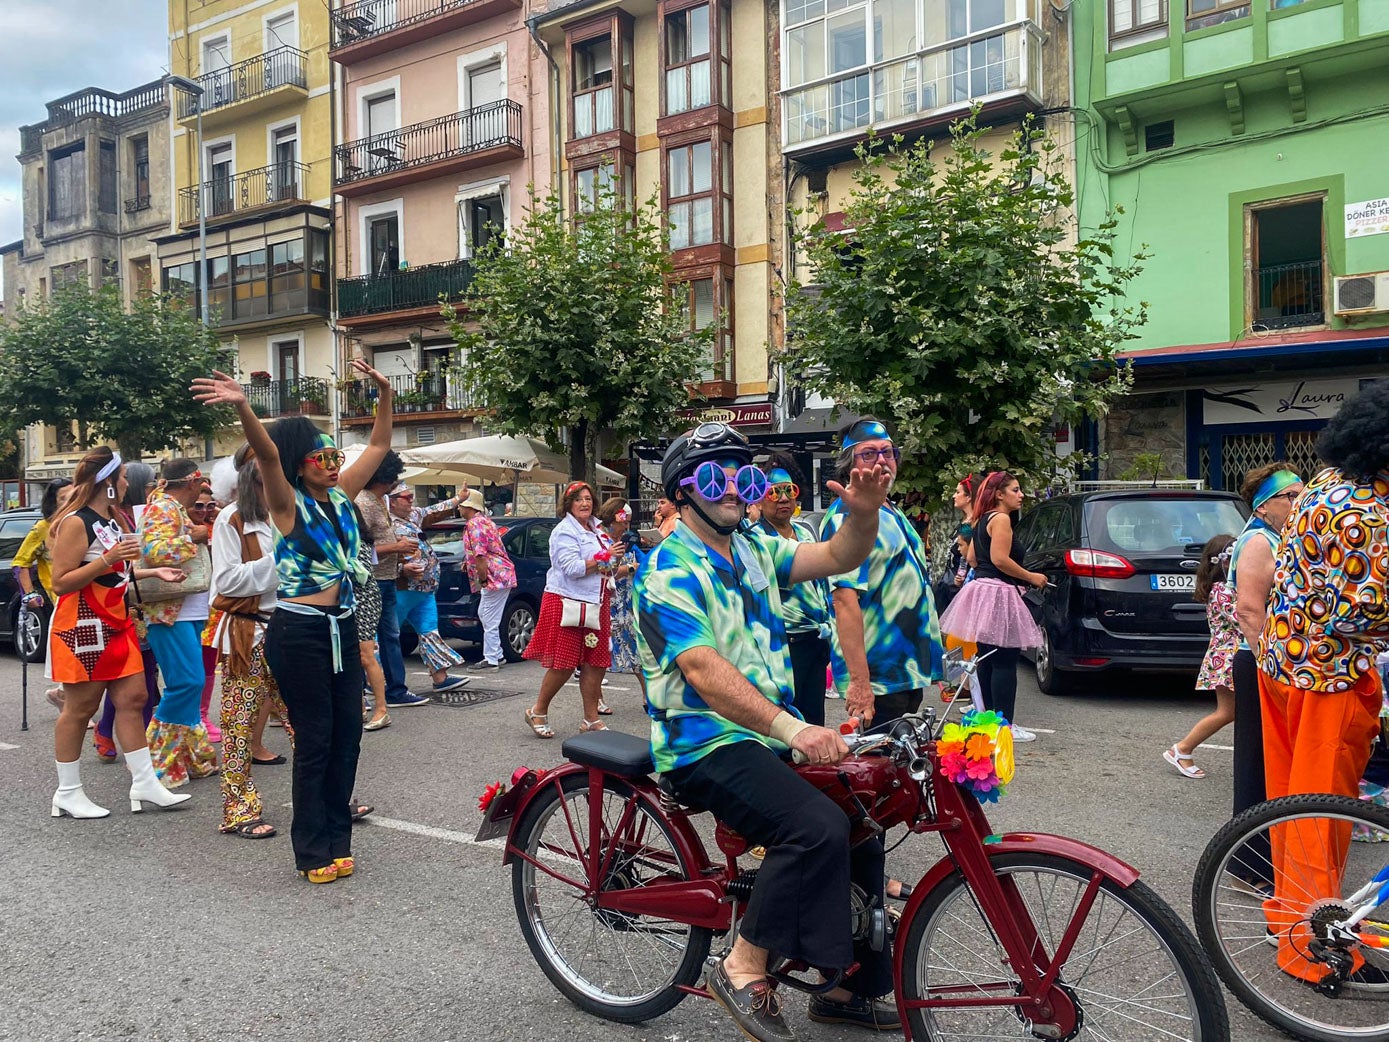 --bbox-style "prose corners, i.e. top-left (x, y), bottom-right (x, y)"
top-left (19, 80), bottom-right (166, 155)
top-left (178, 161), bottom-right (310, 225)
top-left (124, 194), bottom-right (151, 214)
top-left (783, 20), bottom-right (1043, 150)
top-left (244, 377), bottom-right (330, 419)
top-left (335, 101), bottom-right (523, 187)
top-left (332, 0), bottom-right (495, 48)
top-left (337, 259), bottom-right (475, 318)
top-left (339, 372), bottom-right (477, 420)
top-left (177, 46), bottom-right (307, 119)
top-left (1254, 259), bottom-right (1325, 330)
